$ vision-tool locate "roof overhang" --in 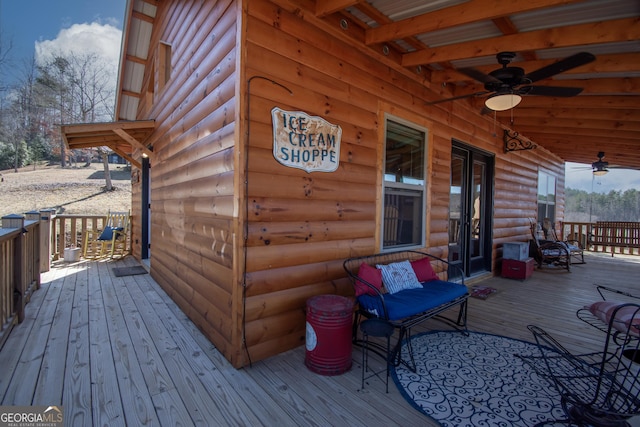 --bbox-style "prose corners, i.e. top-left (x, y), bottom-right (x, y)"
top-left (61, 120), bottom-right (155, 169)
